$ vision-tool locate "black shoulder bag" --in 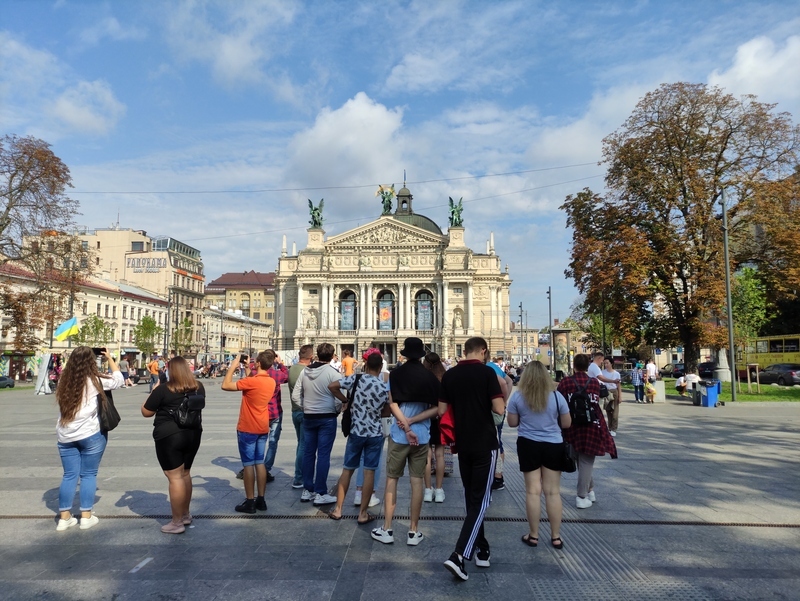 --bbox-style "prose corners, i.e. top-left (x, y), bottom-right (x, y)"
top-left (170, 390), bottom-right (206, 429)
top-left (97, 390), bottom-right (121, 432)
top-left (555, 392), bottom-right (578, 473)
top-left (341, 374), bottom-right (363, 438)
